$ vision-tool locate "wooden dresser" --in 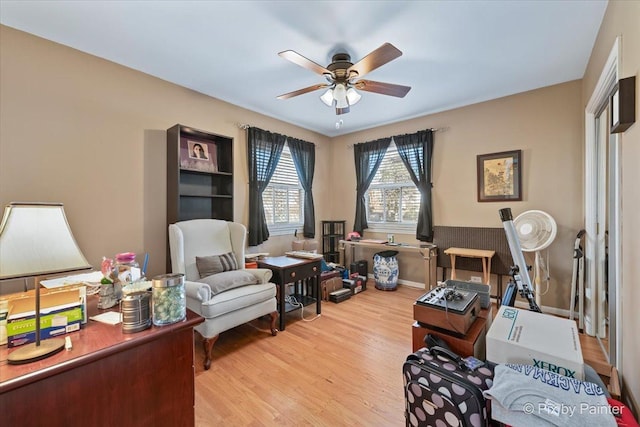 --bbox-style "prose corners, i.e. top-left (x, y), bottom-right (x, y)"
top-left (1, 297), bottom-right (203, 427)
